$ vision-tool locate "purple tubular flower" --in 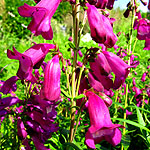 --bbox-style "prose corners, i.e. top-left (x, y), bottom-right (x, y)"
top-left (0, 109), bottom-right (8, 117)
top-left (96, 53), bottom-right (112, 76)
top-left (95, 0), bottom-right (108, 8)
top-left (77, 61), bottom-right (83, 67)
top-left (106, 0), bottom-right (115, 9)
top-left (32, 135), bottom-right (51, 150)
top-left (0, 97), bottom-right (21, 107)
top-left (86, 3), bottom-right (117, 48)
top-left (141, 72), bottom-right (147, 82)
top-left (90, 62), bottom-right (113, 90)
top-left (88, 72), bottom-right (104, 92)
top-left (102, 51), bottom-right (130, 89)
top-left (133, 77), bottom-right (136, 86)
top-left (99, 92), bottom-right (112, 107)
top-left (17, 118), bottom-right (27, 140)
top-left (0, 76), bottom-right (19, 94)
top-left (78, 49), bottom-right (83, 57)
top-left (132, 86), bottom-right (142, 98)
top-left (18, 0), bottom-right (61, 40)
top-left (27, 110), bottom-right (59, 134)
top-left (85, 91), bottom-right (123, 149)
top-left (7, 44), bottom-right (55, 83)
top-left (22, 139), bottom-right (31, 150)
top-left (133, 12), bottom-right (142, 30)
top-left (144, 38), bottom-right (150, 50)
top-left (126, 109), bottom-right (133, 117)
top-left (146, 87), bottom-right (150, 98)
top-left (26, 120), bottom-right (44, 133)
top-left (136, 19), bottom-right (150, 40)
top-left (40, 55), bottom-right (60, 101)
